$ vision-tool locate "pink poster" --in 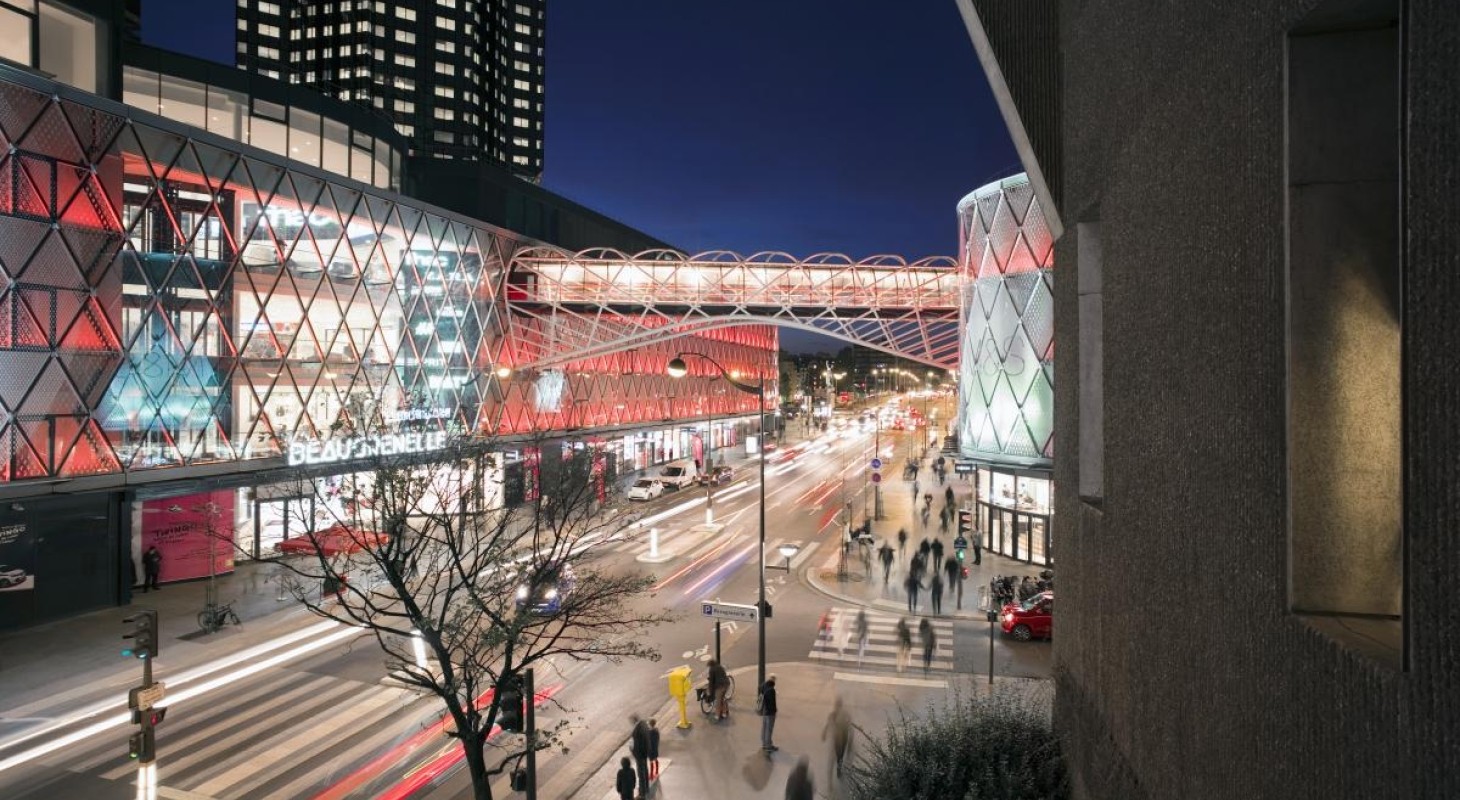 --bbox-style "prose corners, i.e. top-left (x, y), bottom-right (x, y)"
top-left (141, 490), bottom-right (236, 584)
